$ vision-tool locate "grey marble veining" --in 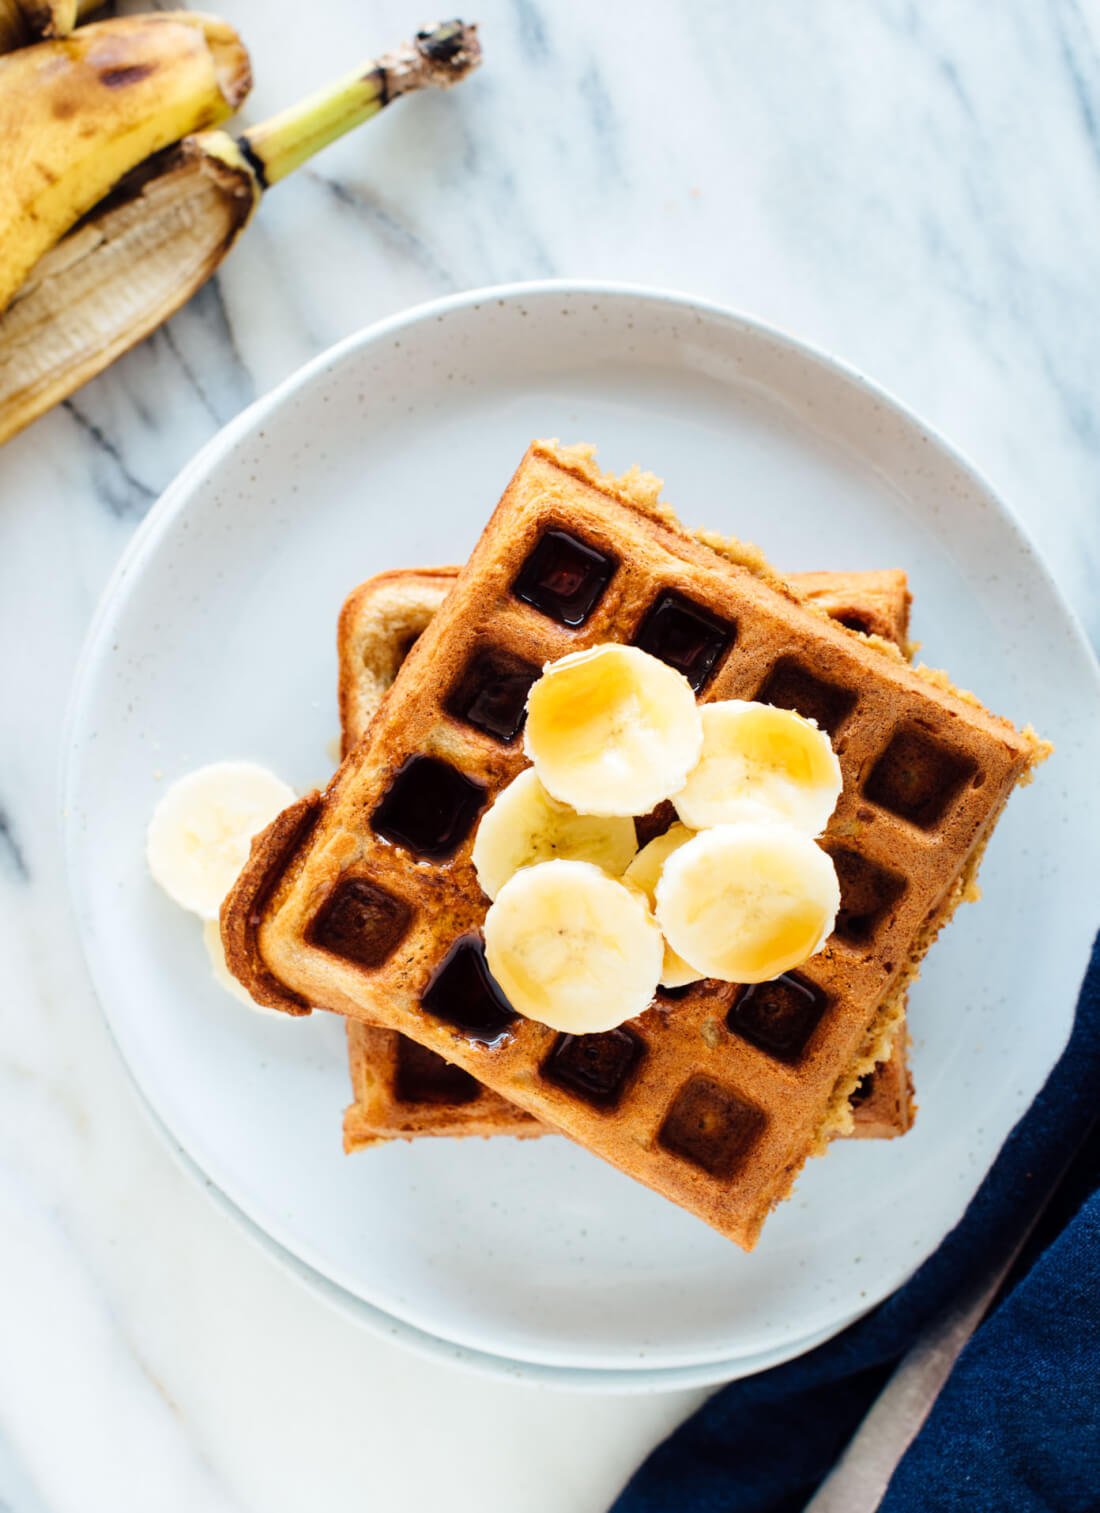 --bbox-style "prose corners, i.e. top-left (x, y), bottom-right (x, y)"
top-left (0, 2), bottom-right (1097, 1509)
